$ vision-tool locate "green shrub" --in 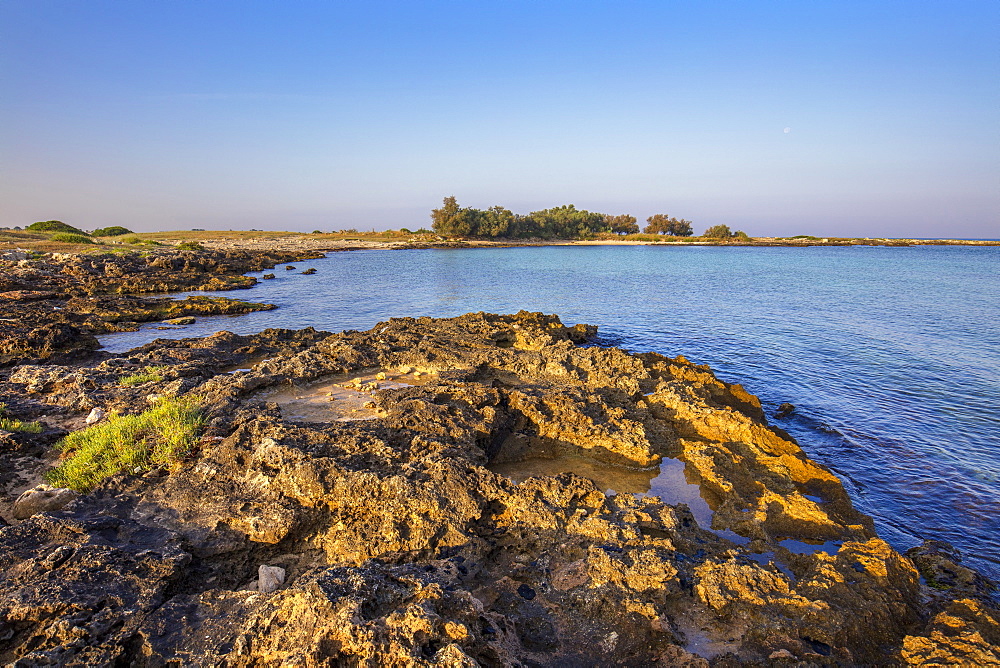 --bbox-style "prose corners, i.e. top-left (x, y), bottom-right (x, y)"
top-left (702, 224), bottom-right (734, 239)
top-left (49, 233), bottom-right (96, 244)
top-left (92, 226), bottom-right (133, 237)
top-left (176, 241), bottom-right (204, 251)
top-left (45, 397), bottom-right (204, 492)
top-left (27, 220), bottom-right (89, 235)
top-left (733, 230), bottom-right (751, 242)
top-left (119, 367), bottom-right (165, 386)
top-left (0, 403), bottom-right (43, 433)
top-left (121, 235), bottom-right (162, 246)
